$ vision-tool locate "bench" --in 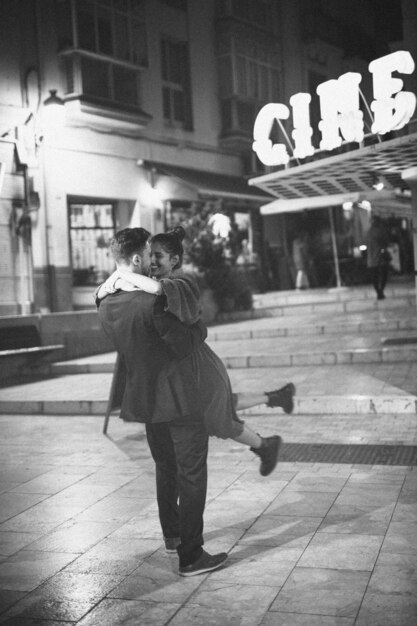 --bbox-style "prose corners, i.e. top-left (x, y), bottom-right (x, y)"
top-left (0, 325), bottom-right (64, 361)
